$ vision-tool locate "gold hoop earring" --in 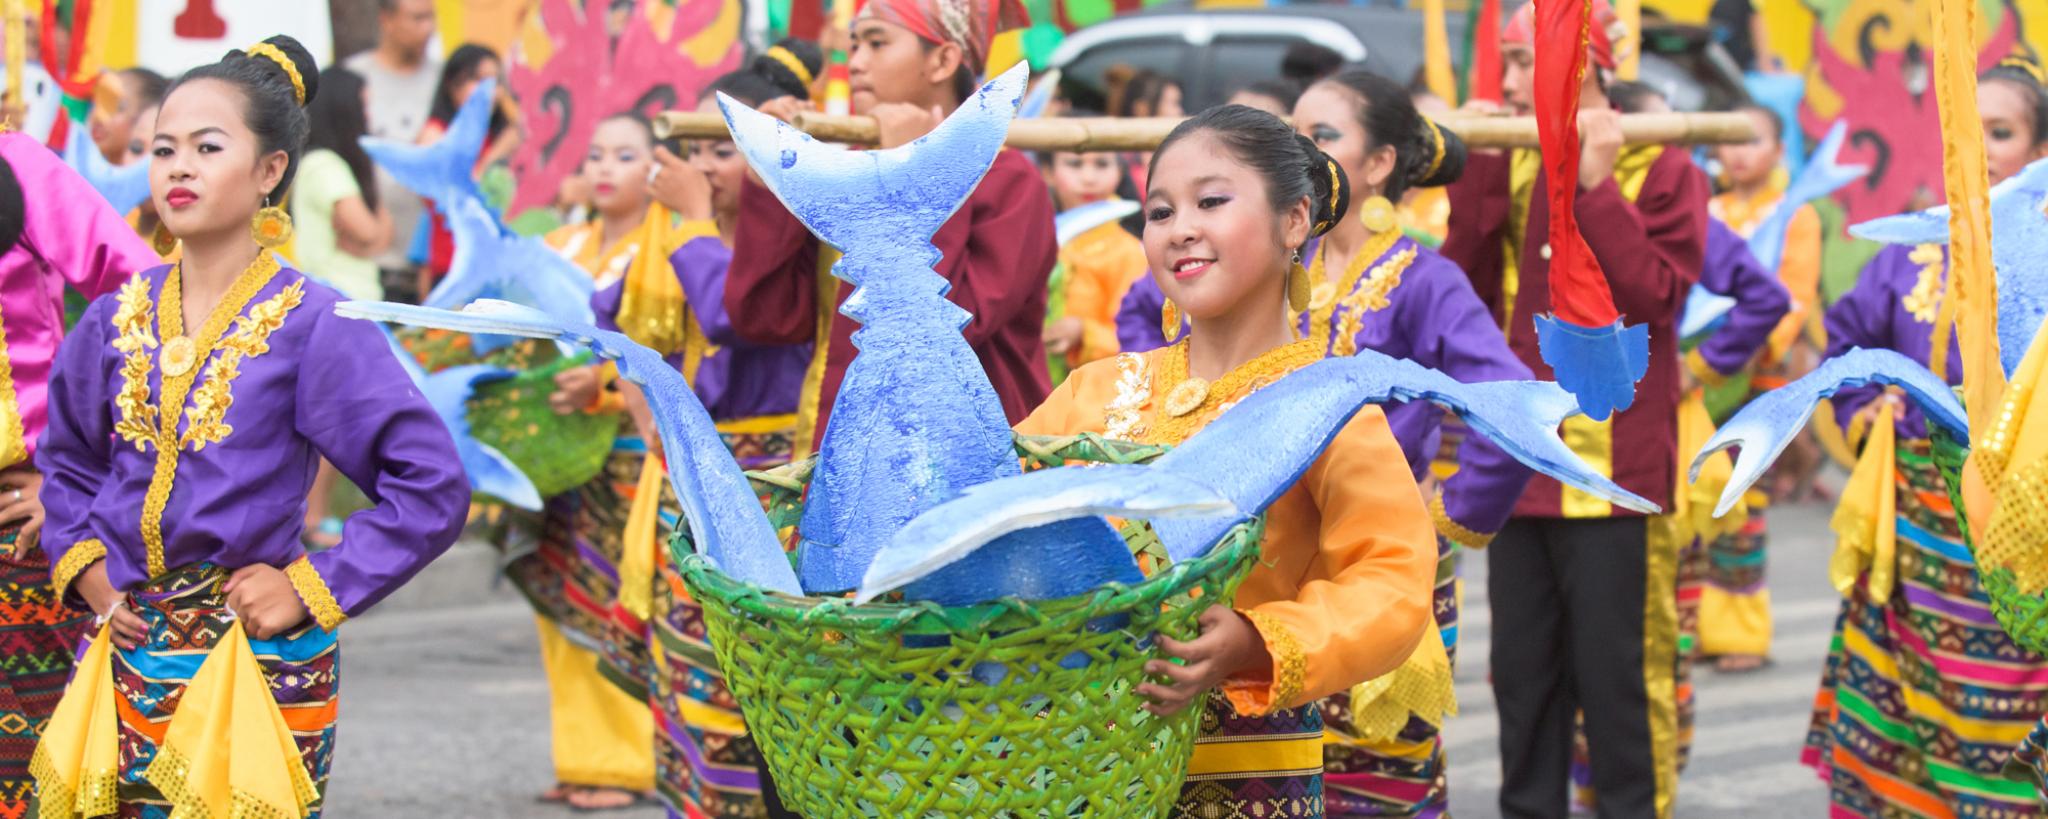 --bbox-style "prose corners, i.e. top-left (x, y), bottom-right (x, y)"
top-left (252, 195), bottom-right (293, 249)
top-left (1358, 195), bottom-right (1398, 235)
top-left (1162, 299), bottom-right (1183, 344)
top-left (151, 223), bottom-right (179, 257)
top-left (1287, 251), bottom-right (1311, 313)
